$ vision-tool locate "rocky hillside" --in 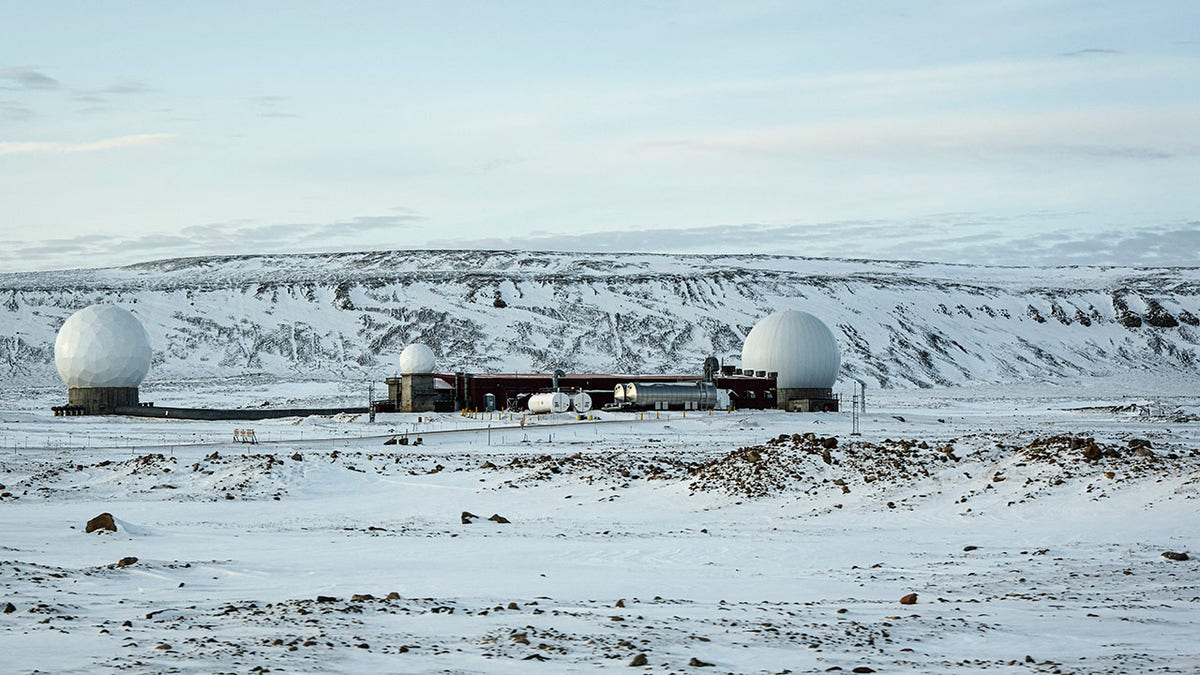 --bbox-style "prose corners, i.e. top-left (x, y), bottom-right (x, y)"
top-left (2, 250), bottom-right (1198, 390)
